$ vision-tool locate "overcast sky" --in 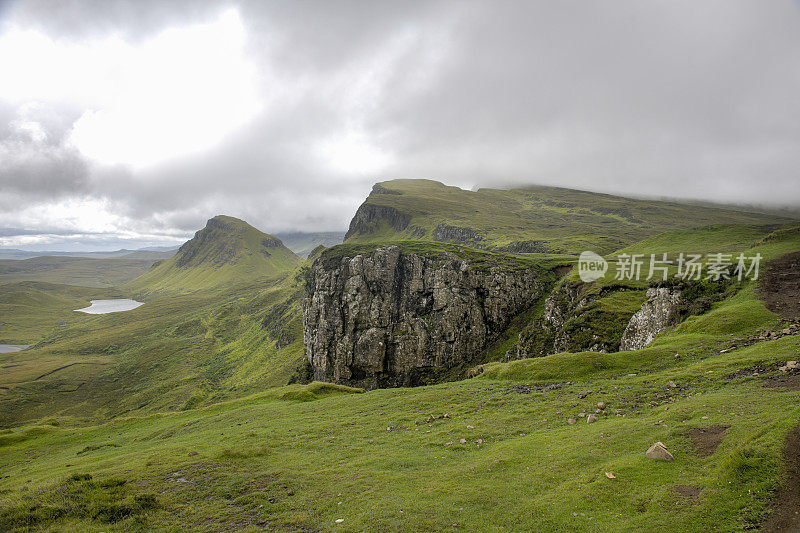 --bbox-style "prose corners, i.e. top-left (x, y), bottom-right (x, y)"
top-left (1, 0), bottom-right (799, 250)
